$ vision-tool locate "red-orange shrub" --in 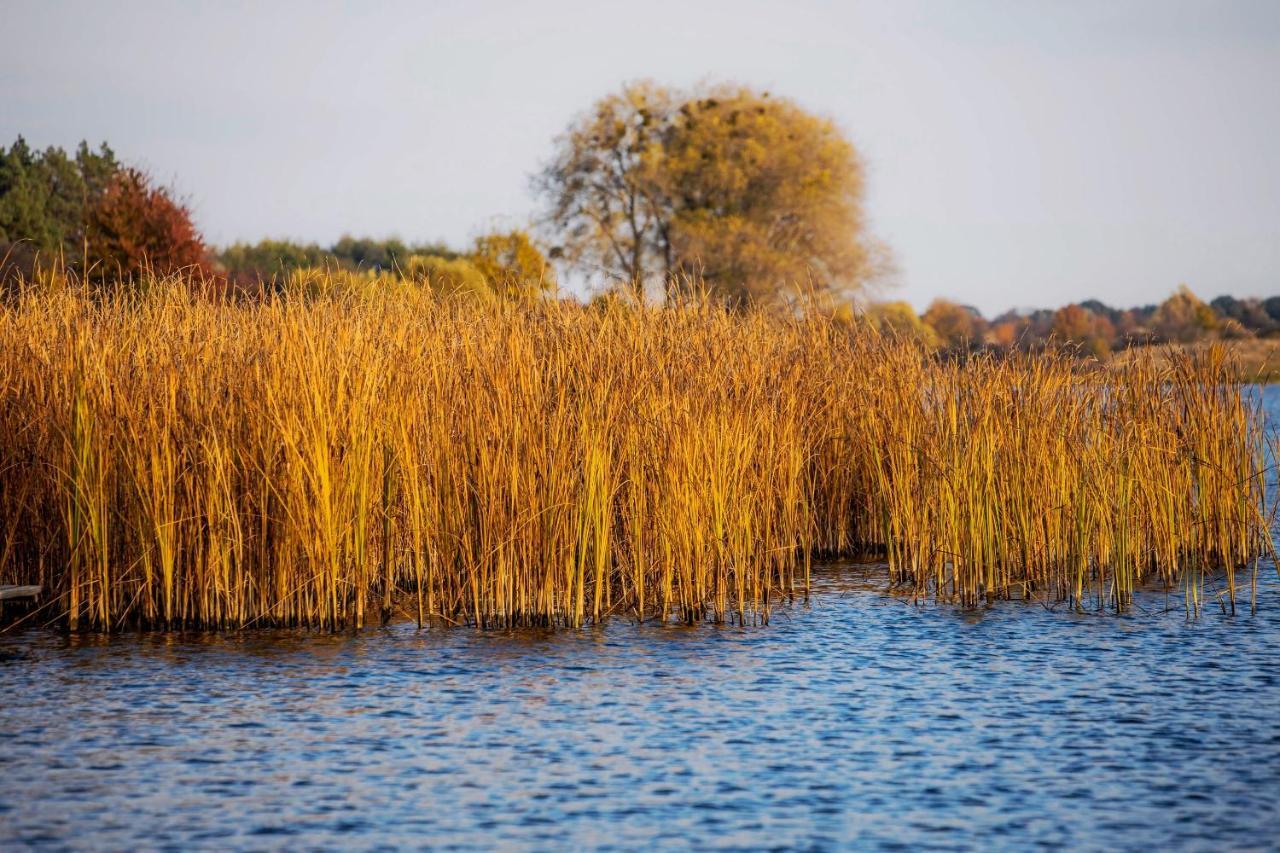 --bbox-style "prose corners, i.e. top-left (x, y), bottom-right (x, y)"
top-left (86, 168), bottom-right (210, 279)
